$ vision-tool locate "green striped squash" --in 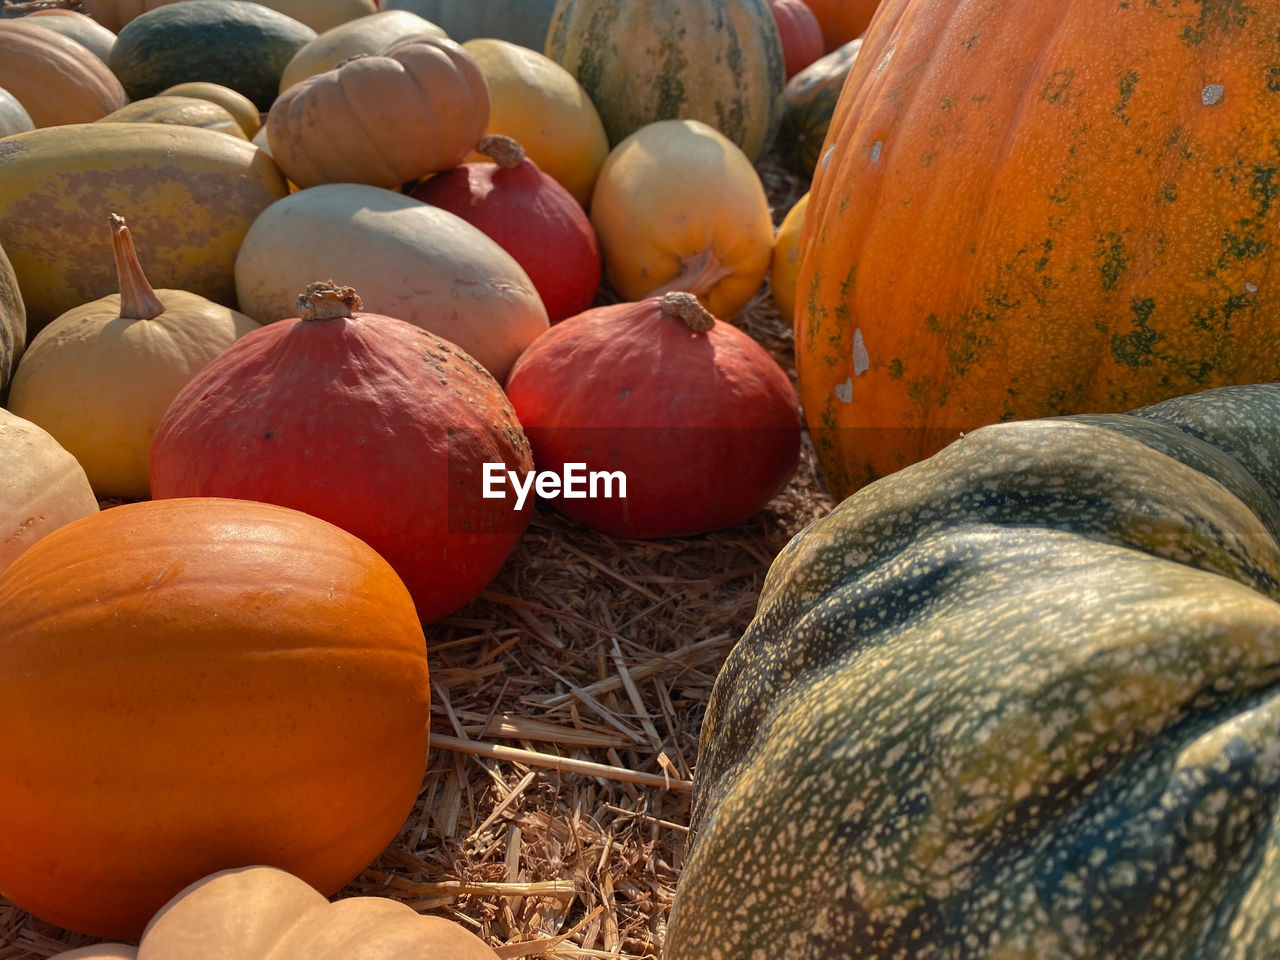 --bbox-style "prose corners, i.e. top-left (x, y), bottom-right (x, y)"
top-left (543, 0), bottom-right (785, 162)
top-left (108, 0), bottom-right (316, 110)
top-left (774, 37), bottom-right (861, 178)
top-left (668, 382), bottom-right (1280, 958)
